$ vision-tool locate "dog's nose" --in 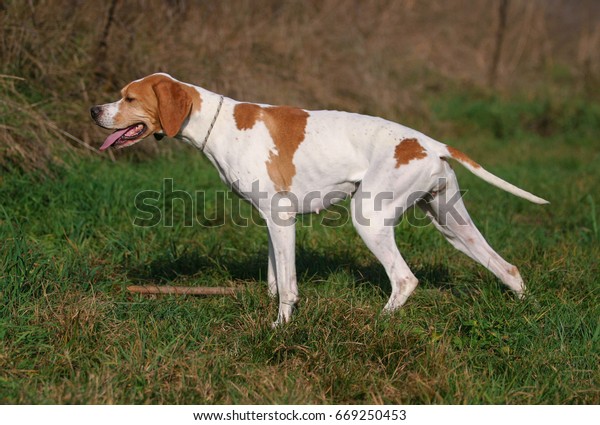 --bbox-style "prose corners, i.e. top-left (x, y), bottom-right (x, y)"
top-left (90, 106), bottom-right (101, 120)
